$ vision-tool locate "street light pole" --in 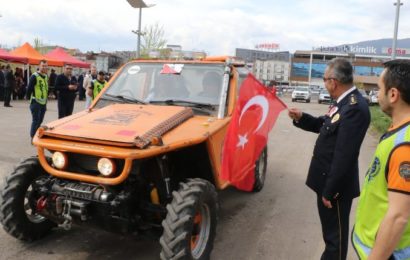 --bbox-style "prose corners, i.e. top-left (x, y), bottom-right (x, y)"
top-left (127, 0), bottom-right (155, 59)
top-left (137, 7), bottom-right (142, 58)
top-left (392, 0), bottom-right (403, 59)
